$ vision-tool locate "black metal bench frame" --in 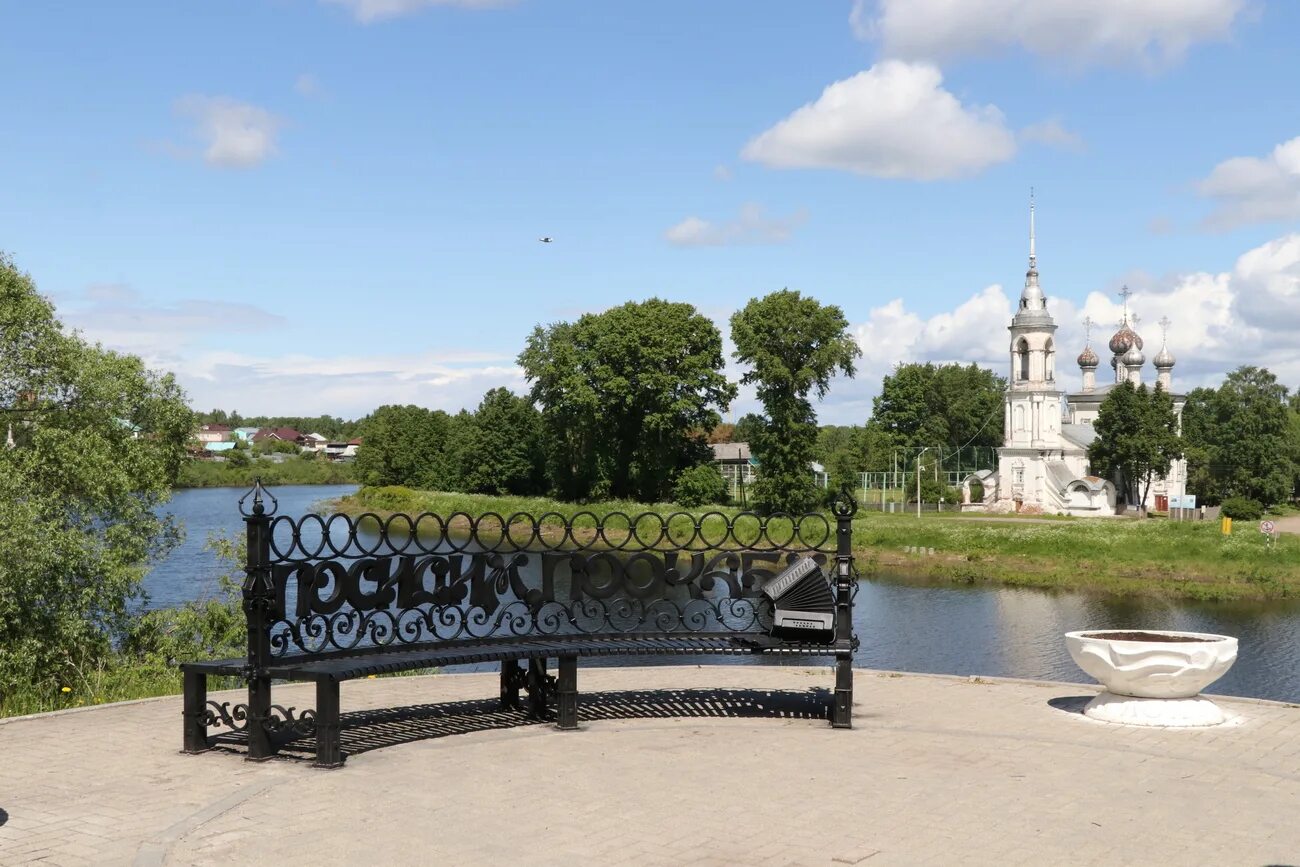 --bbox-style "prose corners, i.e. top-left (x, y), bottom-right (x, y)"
top-left (181, 483), bottom-right (860, 768)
